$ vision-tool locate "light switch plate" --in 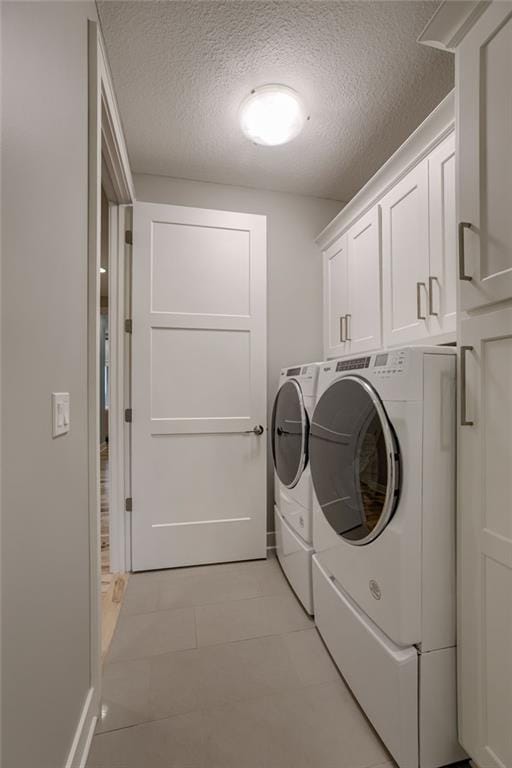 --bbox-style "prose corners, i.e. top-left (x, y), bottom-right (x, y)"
top-left (52, 392), bottom-right (70, 437)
